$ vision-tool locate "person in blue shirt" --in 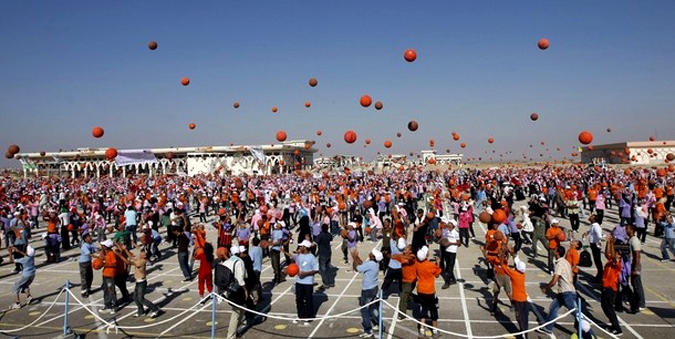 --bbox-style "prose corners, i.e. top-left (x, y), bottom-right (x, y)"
top-left (660, 215), bottom-right (675, 262)
top-left (79, 232), bottom-right (97, 297)
top-left (353, 247), bottom-right (384, 338)
top-left (270, 221), bottom-right (285, 284)
top-left (283, 240), bottom-right (318, 326)
top-left (124, 205), bottom-right (139, 244)
top-left (381, 237), bottom-right (404, 298)
top-left (10, 245), bottom-right (36, 309)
